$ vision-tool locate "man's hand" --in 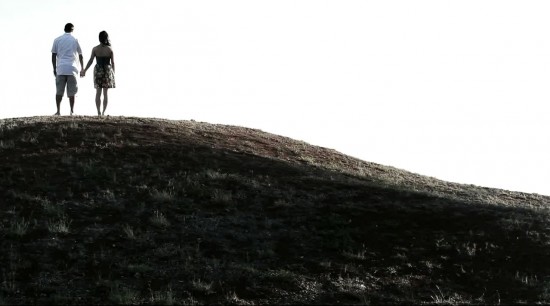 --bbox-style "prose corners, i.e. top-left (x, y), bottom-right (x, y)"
top-left (80, 70), bottom-right (85, 78)
top-left (53, 69), bottom-right (57, 77)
